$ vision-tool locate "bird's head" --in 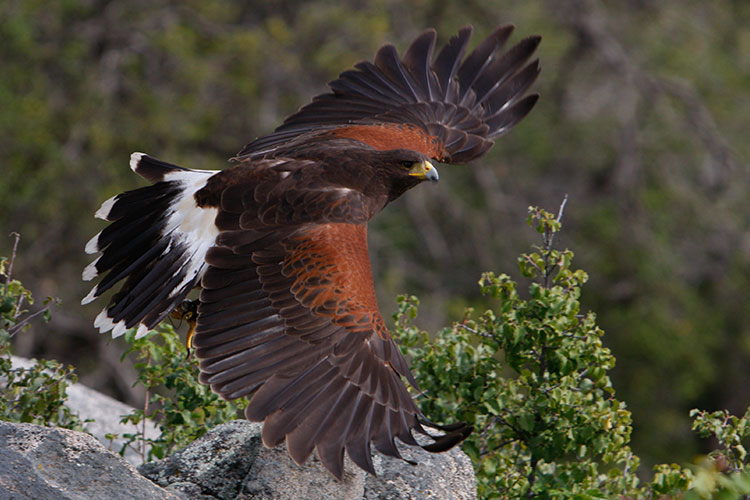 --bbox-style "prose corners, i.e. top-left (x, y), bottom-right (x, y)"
top-left (374, 149), bottom-right (439, 202)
